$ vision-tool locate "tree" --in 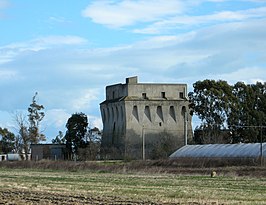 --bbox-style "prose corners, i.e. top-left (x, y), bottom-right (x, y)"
top-left (28, 92), bottom-right (45, 144)
top-left (189, 80), bottom-right (266, 144)
top-left (78, 127), bottom-right (102, 160)
top-left (65, 112), bottom-right (88, 159)
top-left (0, 127), bottom-right (16, 154)
top-left (228, 82), bottom-right (266, 143)
top-left (189, 79), bottom-right (233, 143)
top-left (87, 127), bottom-right (101, 143)
top-left (14, 112), bottom-right (30, 159)
top-left (52, 131), bottom-right (65, 144)
top-left (13, 92), bottom-right (45, 160)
